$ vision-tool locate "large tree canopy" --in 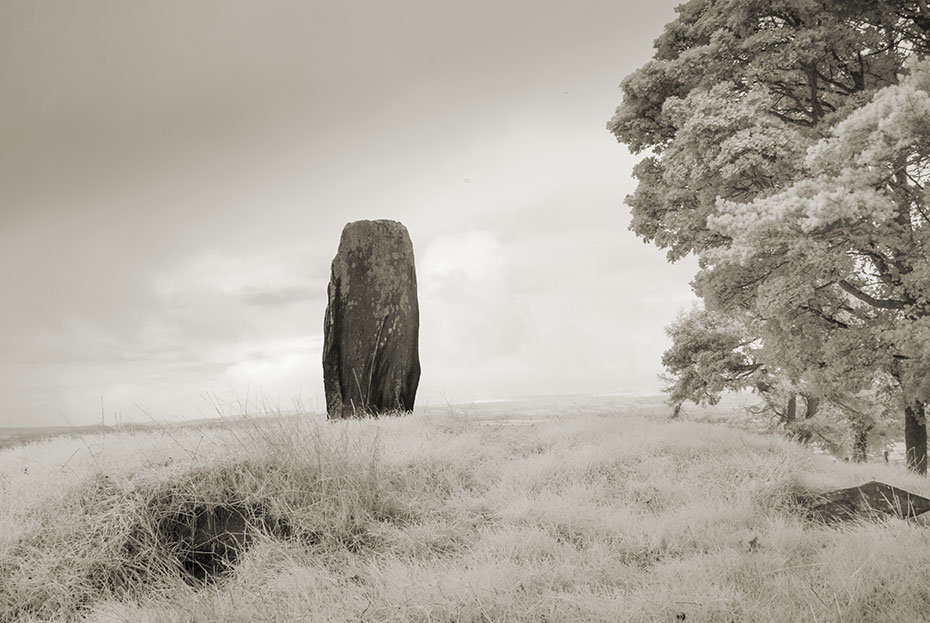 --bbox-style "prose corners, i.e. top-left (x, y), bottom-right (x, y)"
top-left (610, 0), bottom-right (930, 472)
